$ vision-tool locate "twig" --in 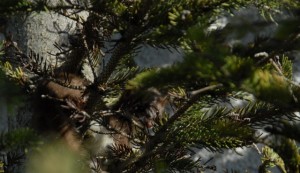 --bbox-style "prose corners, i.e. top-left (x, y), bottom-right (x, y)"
top-left (269, 59), bottom-right (300, 87)
top-left (94, 25), bottom-right (139, 85)
top-left (154, 83), bottom-right (223, 139)
top-left (124, 83), bottom-right (223, 173)
top-left (269, 58), bottom-right (299, 103)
